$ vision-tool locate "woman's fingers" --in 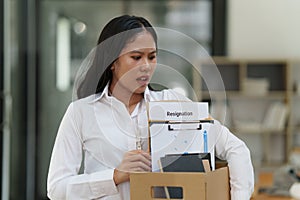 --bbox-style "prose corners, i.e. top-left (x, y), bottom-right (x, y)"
top-left (119, 150), bottom-right (152, 172)
top-left (128, 160), bottom-right (151, 172)
top-left (114, 150), bottom-right (152, 185)
top-left (126, 152), bottom-right (151, 167)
